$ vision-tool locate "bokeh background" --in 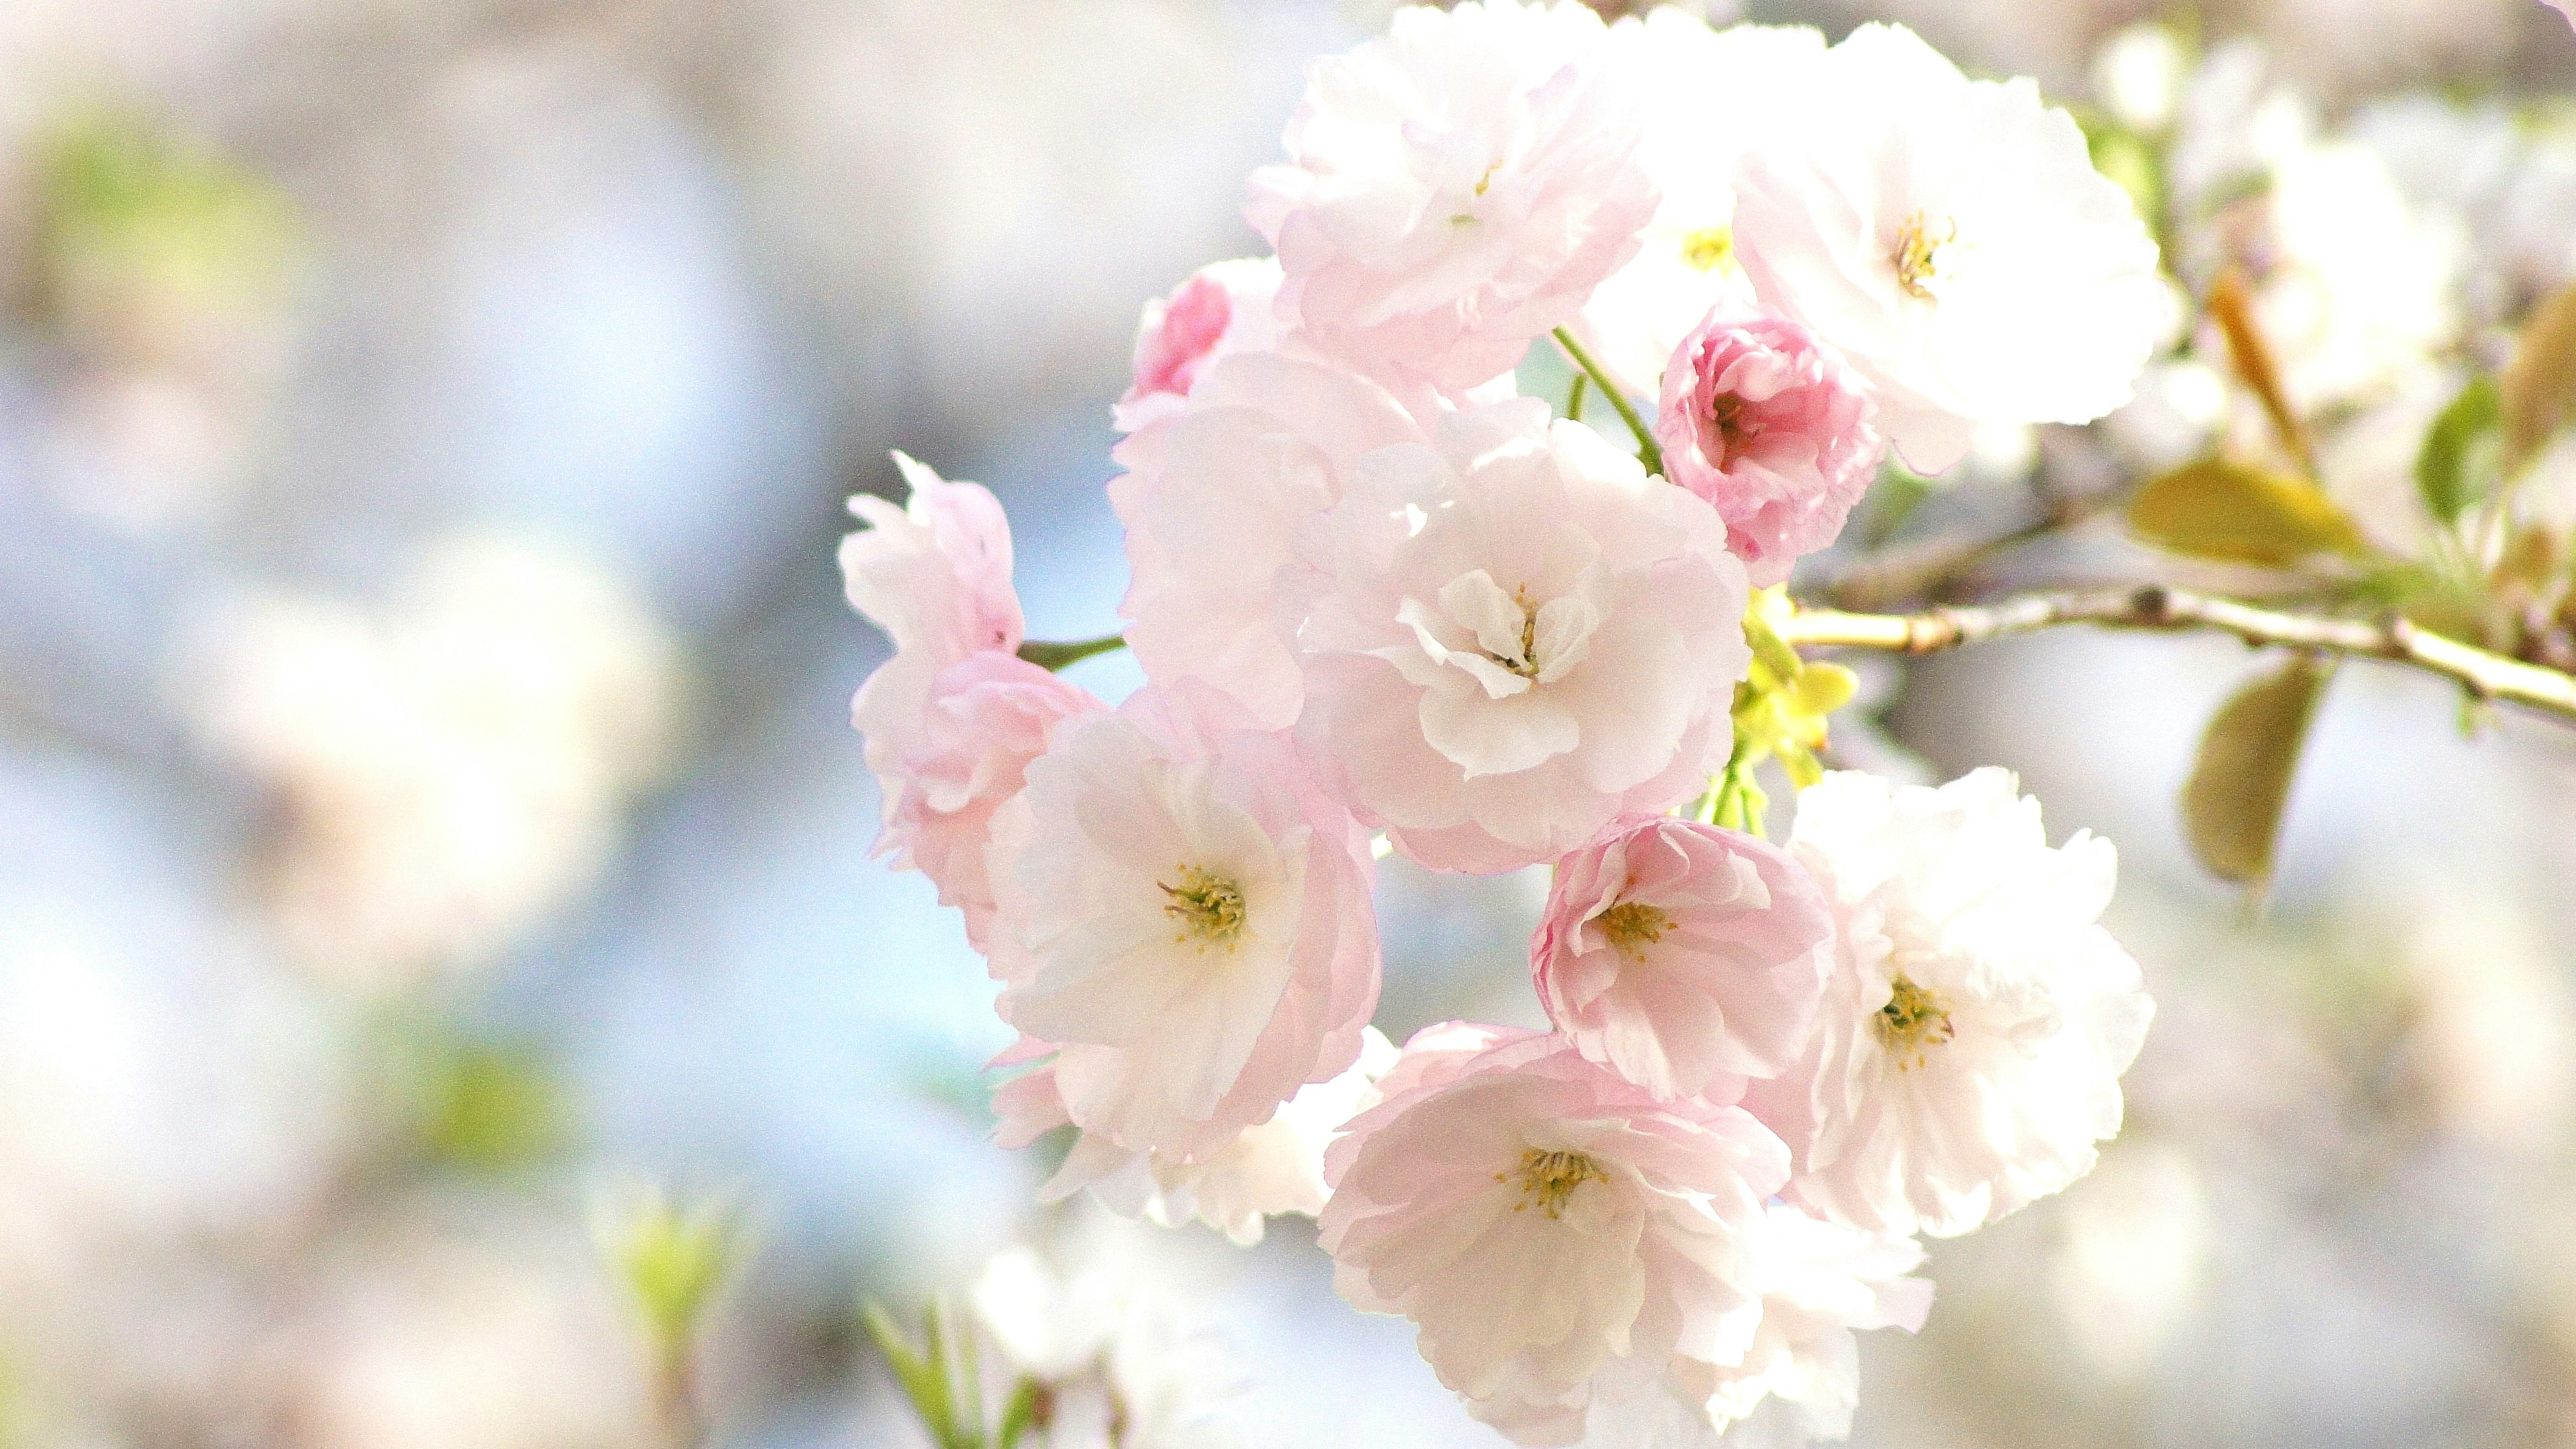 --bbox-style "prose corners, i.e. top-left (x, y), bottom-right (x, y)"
top-left (5, 0), bottom-right (2576, 1445)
